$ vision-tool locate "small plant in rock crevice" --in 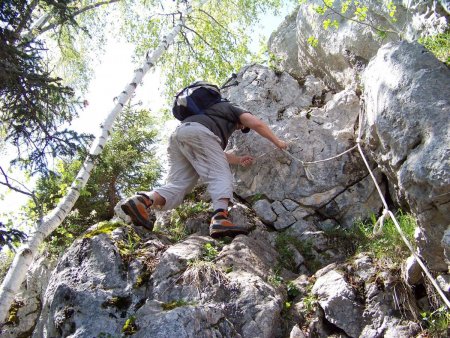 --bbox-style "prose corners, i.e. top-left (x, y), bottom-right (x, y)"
top-left (421, 306), bottom-right (450, 337)
top-left (268, 269), bottom-right (284, 288)
top-left (165, 200), bottom-right (211, 242)
top-left (286, 280), bottom-right (300, 300)
top-left (122, 315), bottom-right (138, 335)
top-left (419, 30), bottom-right (450, 66)
top-left (202, 242), bottom-right (219, 261)
top-left (4, 299), bottom-right (24, 325)
top-left (101, 296), bottom-right (132, 311)
top-left (180, 242), bottom-right (229, 292)
top-left (181, 259), bottom-right (229, 293)
top-left (352, 211), bottom-right (416, 267)
top-left (301, 285), bottom-right (319, 317)
top-left (162, 299), bottom-right (194, 311)
top-left (83, 221), bottom-right (125, 239)
top-left (324, 211), bottom-right (417, 268)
